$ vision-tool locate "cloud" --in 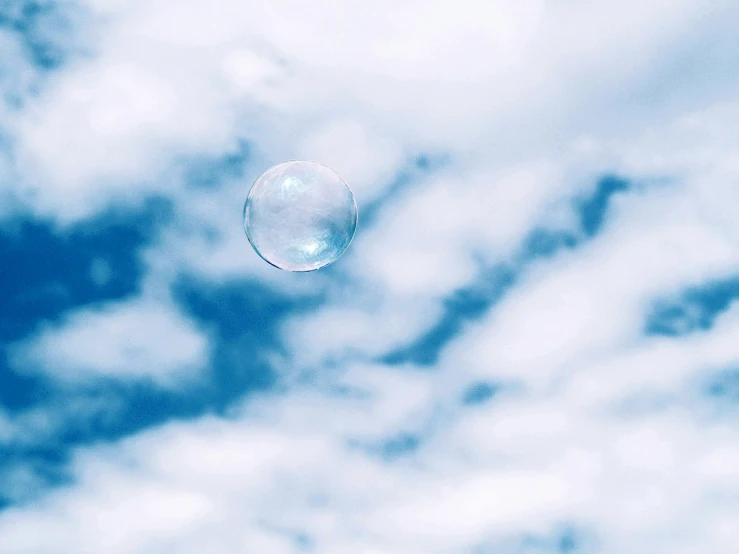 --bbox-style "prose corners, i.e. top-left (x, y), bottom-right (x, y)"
top-left (9, 295), bottom-right (209, 383)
